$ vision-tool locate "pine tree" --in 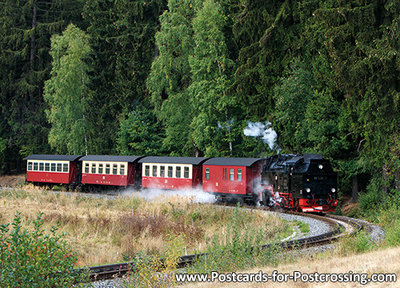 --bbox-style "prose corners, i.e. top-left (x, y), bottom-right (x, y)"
top-left (0, 0), bottom-right (84, 170)
top-left (117, 105), bottom-right (165, 156)
top-left (83, 0), bottom-right (166, 154)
